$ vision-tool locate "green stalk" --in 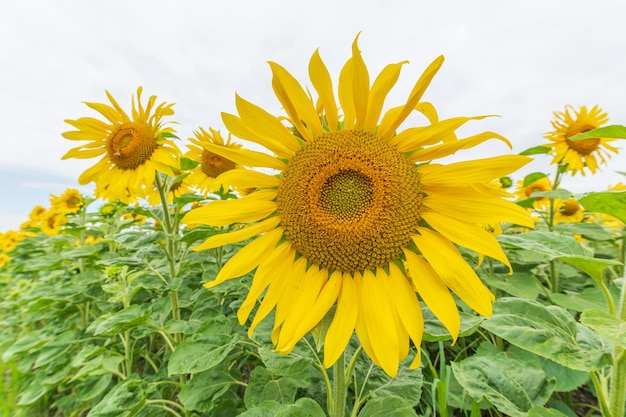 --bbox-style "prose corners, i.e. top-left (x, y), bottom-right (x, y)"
top-left (330, 353), bottom-right (347, 417)
top-left (154, 174), bottom-right (182, 341)
top-left (608, 276), bottom-right (626, 417)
